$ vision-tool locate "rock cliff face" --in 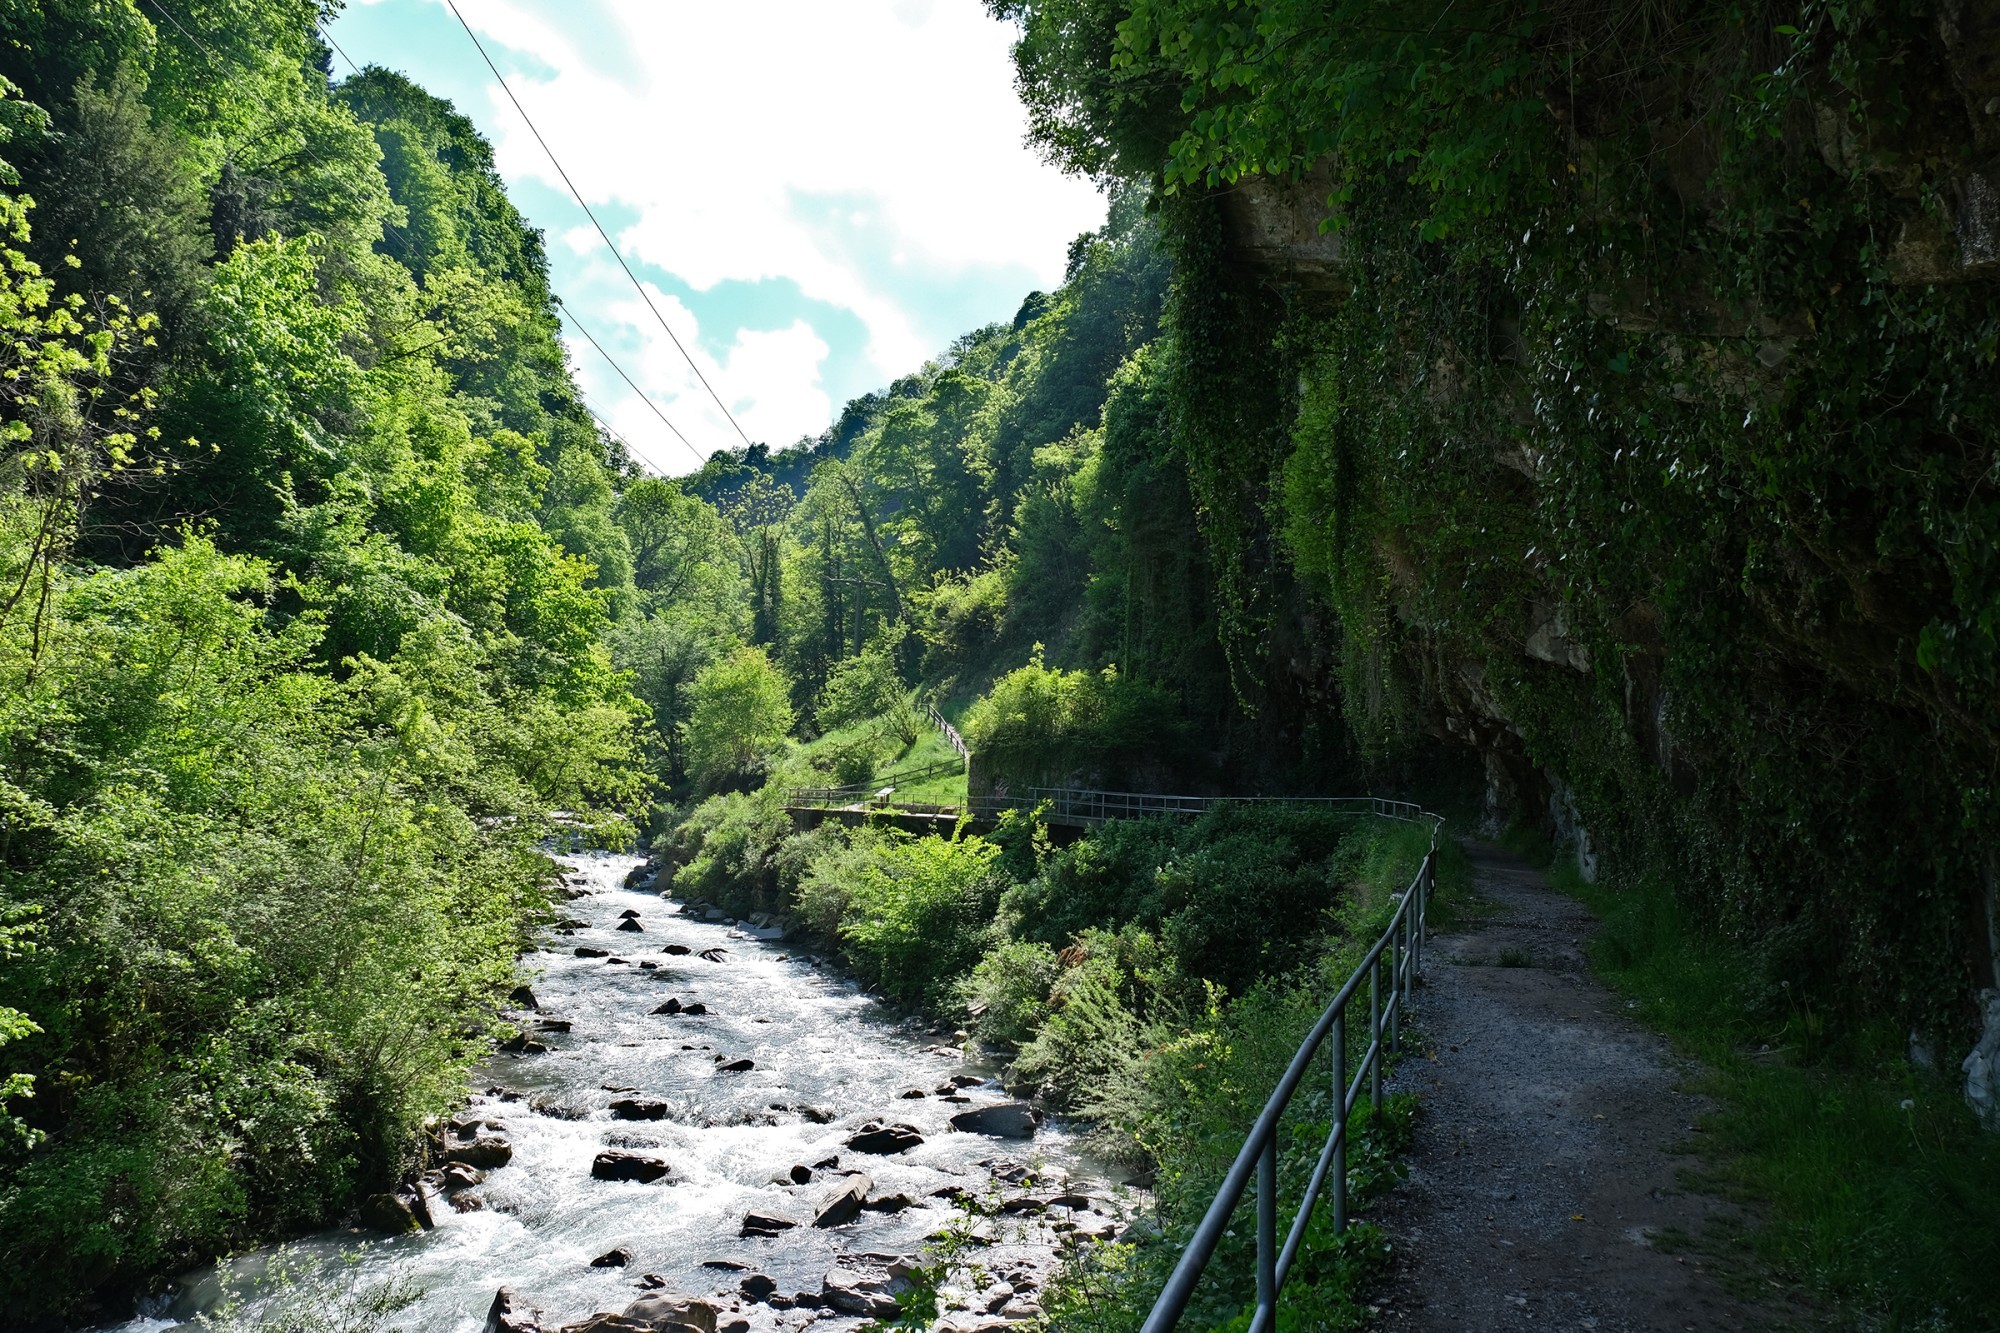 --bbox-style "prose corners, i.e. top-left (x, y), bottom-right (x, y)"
top-left (1200, 7), bottom-right (2000, 1095)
